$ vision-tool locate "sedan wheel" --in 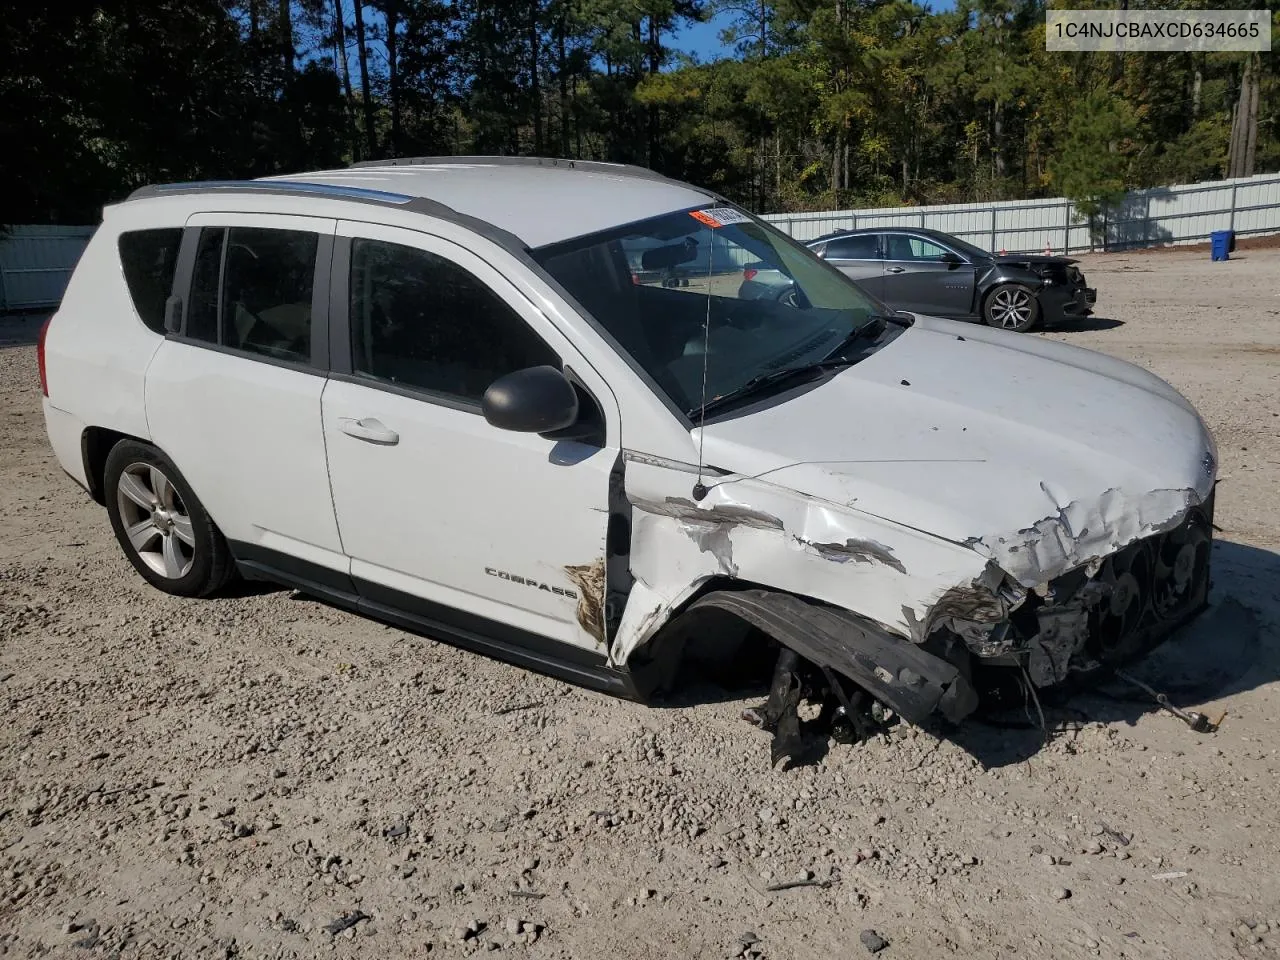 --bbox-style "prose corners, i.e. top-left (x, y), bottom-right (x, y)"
top-left (103, 440), bottom-right (236, 597)
top-left (983, 283), bottom-right (1040, 332)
